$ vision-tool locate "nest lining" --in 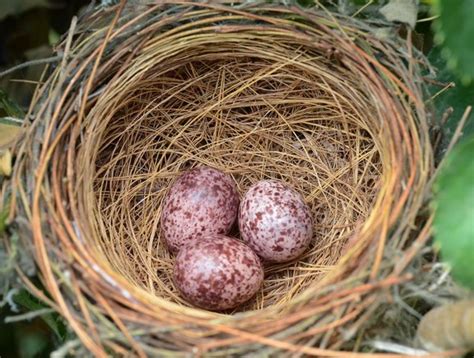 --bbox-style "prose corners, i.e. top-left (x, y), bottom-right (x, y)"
top-left (91, 52), bottom-right (382, 311)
